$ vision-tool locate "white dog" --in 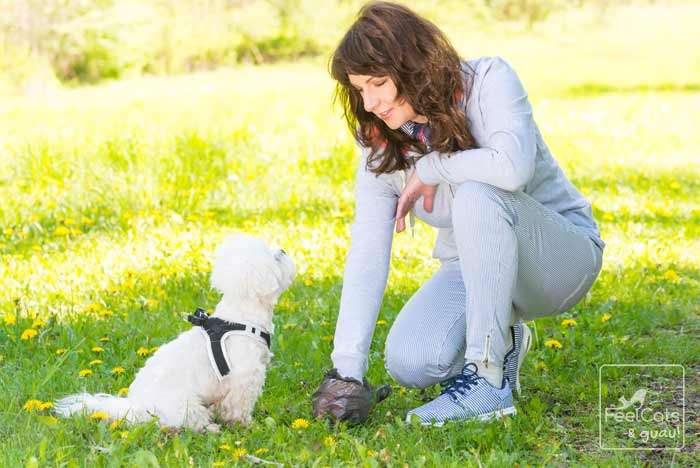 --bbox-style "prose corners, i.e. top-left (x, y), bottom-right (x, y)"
top-left (55, 234), bottom-right (295, 432)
